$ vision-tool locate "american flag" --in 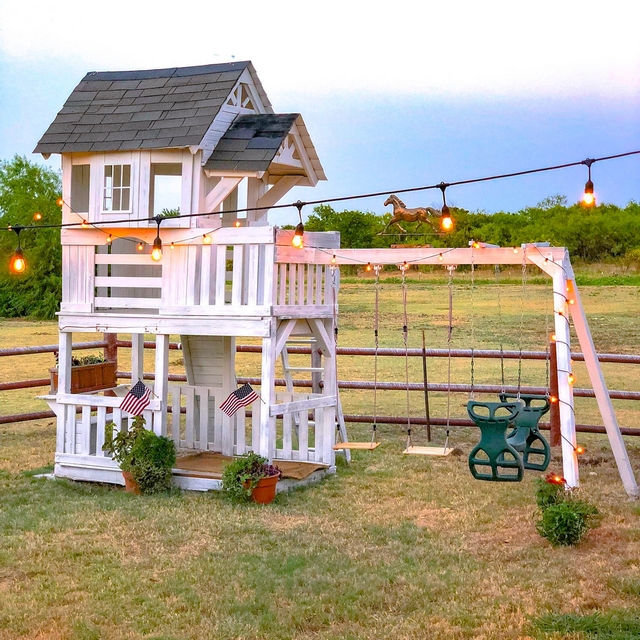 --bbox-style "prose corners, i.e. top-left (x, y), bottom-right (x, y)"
top-left (120, 380), bottom-right (152, 416)
top-left (219, 383), bottom-right (259, 417)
